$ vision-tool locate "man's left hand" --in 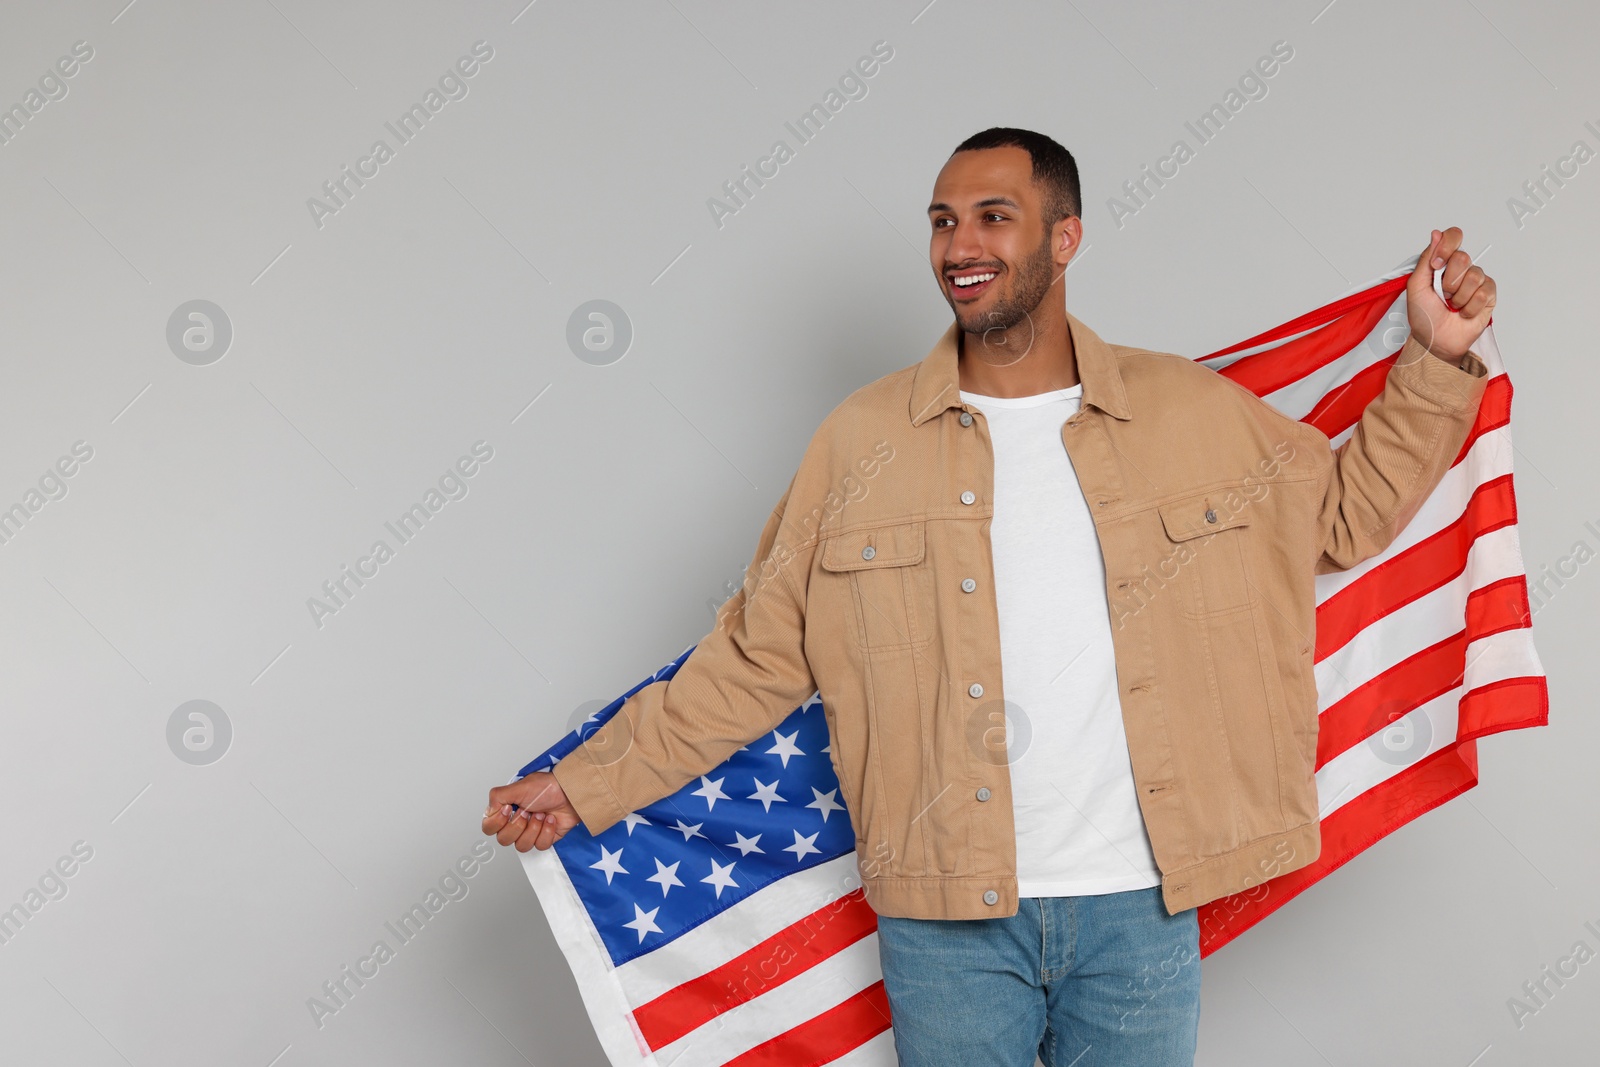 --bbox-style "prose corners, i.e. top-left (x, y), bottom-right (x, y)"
top-left (1406, 226), bottom-right (1496, 363)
